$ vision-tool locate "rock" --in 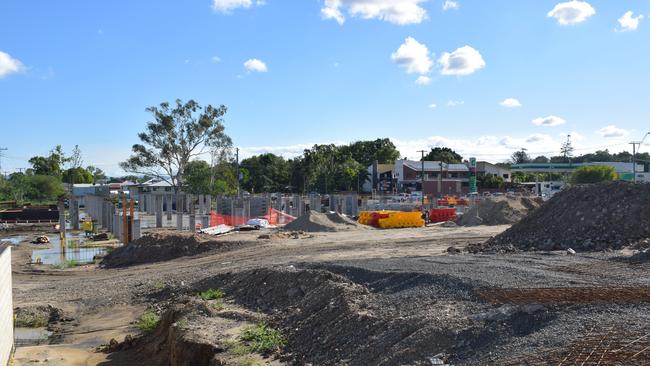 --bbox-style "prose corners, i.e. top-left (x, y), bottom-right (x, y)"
top-left (566, 248), bottom-right (576, 255)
